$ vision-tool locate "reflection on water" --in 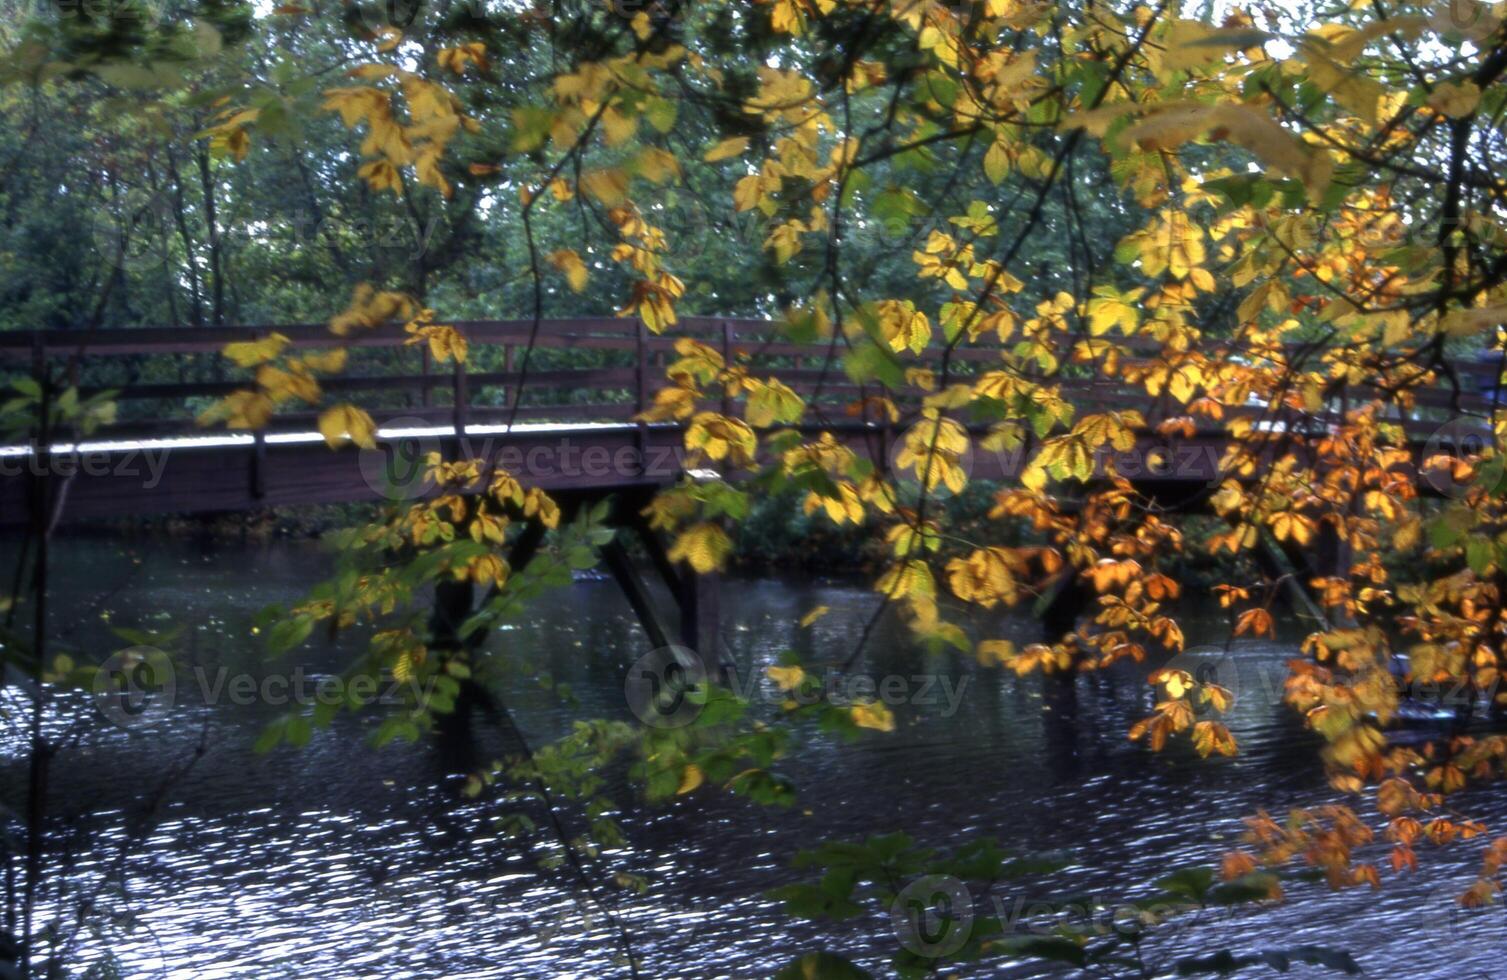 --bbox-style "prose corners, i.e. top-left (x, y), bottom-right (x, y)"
top-left (4, 535), bottom-right (1507, 978)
